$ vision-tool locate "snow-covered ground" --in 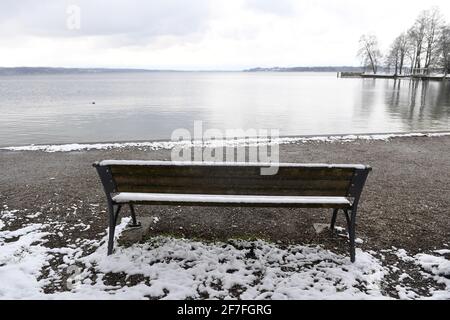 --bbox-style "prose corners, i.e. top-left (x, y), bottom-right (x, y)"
top-left (0, 207), bottom-right (448, 300)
